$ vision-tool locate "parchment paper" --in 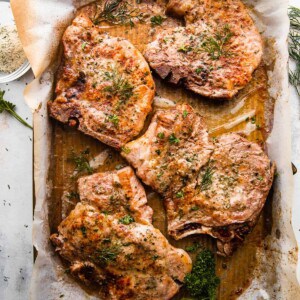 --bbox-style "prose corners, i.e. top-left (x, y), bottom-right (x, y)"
top-left (10, 0), bottom-right (300, 299)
